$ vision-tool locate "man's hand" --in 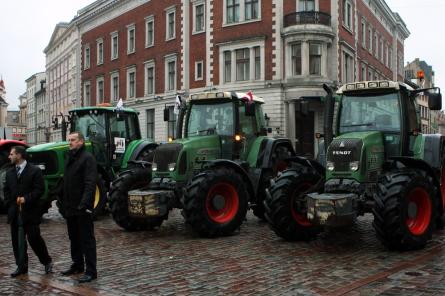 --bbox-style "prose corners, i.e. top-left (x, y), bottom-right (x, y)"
top-left (16, 197), bottom-right (25, 205)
